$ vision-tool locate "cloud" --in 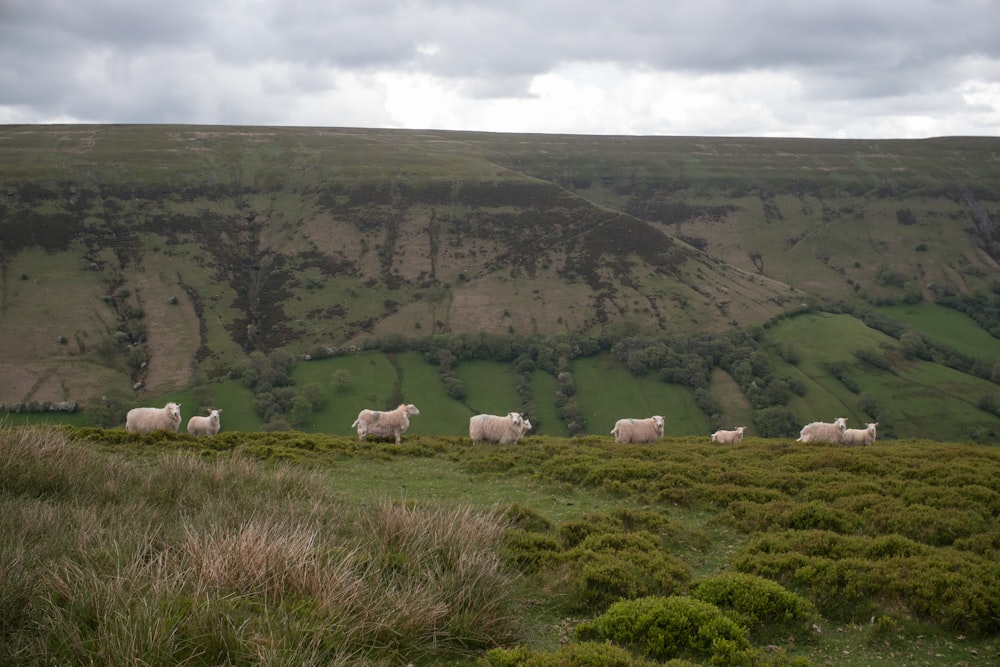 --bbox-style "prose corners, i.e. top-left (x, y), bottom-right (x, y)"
top-left (1, 0), bottom-right (998, 136)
